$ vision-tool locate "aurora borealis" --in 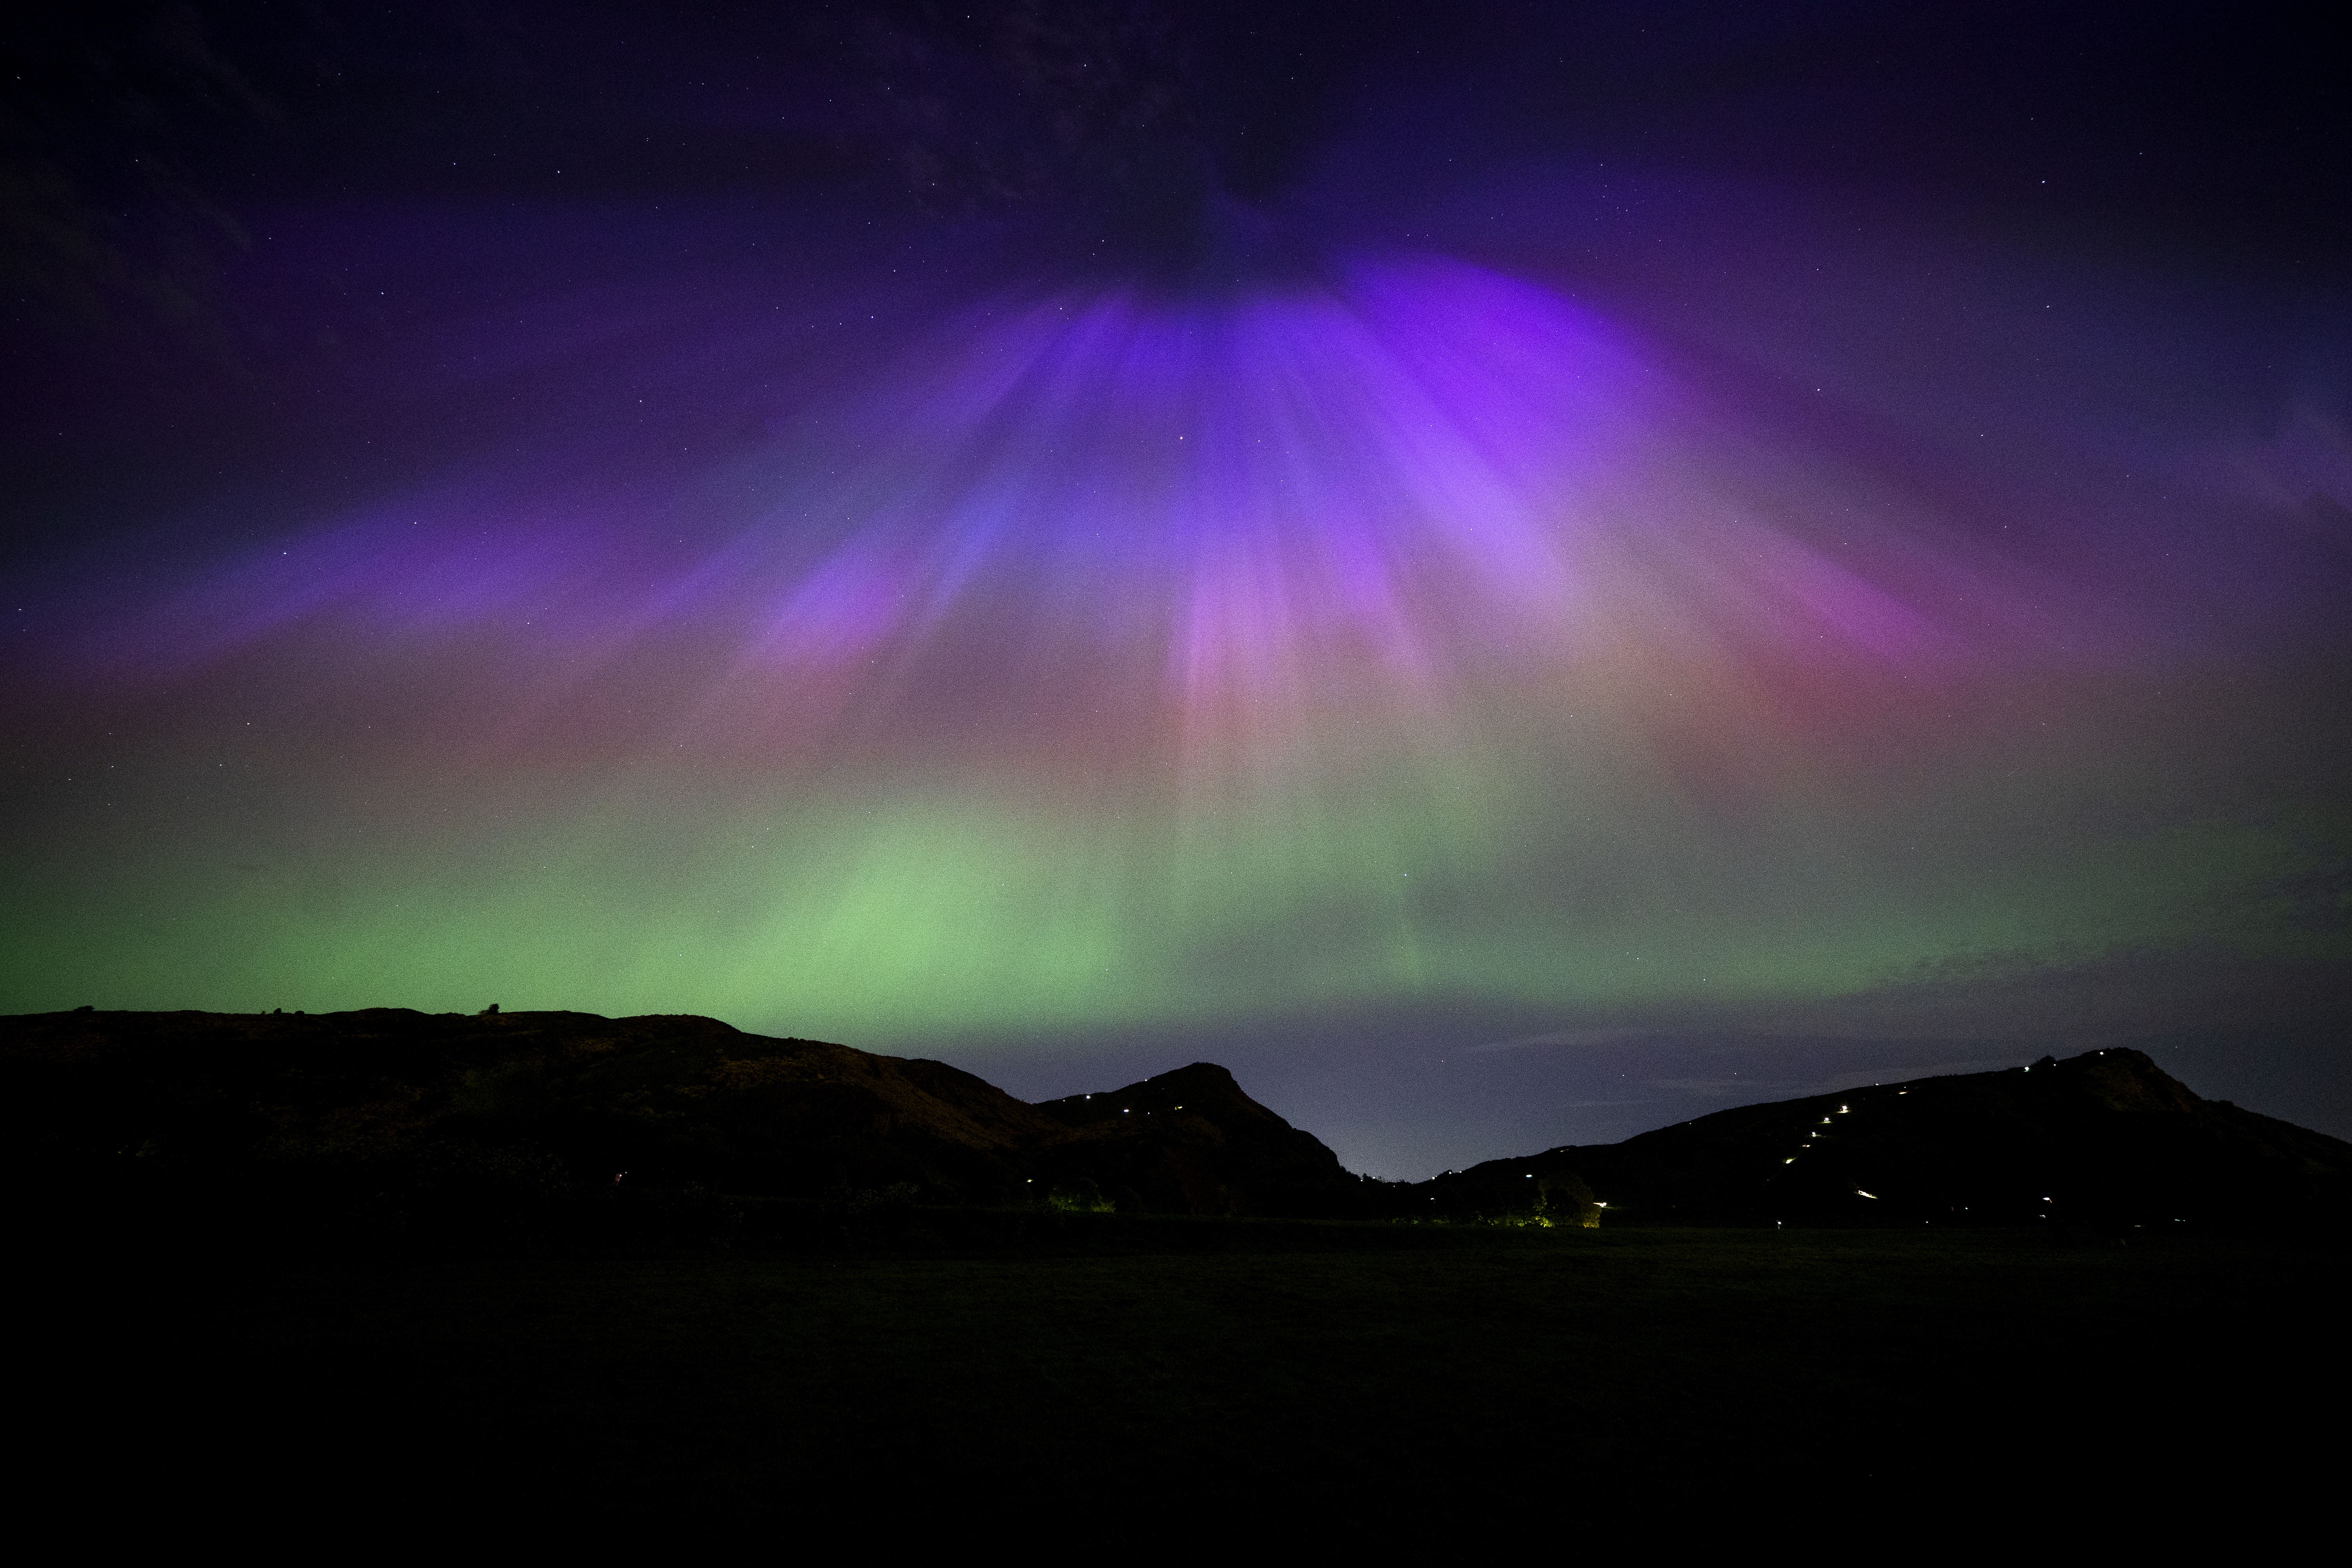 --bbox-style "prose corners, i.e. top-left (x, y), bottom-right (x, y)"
top-left (6, 4), bottom-right (2349, 1172)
